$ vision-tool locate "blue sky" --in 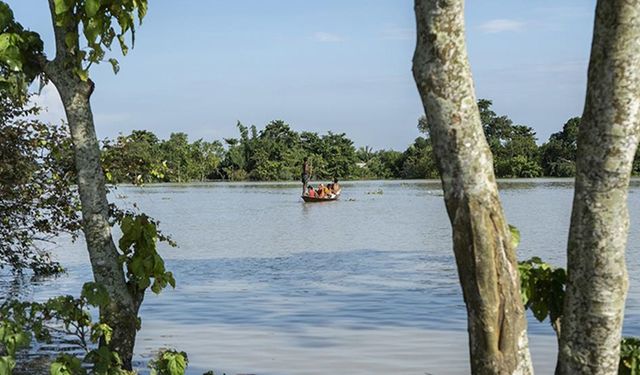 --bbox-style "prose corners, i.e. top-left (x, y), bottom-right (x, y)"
top-left (10, 1), bottom-right (596, 150)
